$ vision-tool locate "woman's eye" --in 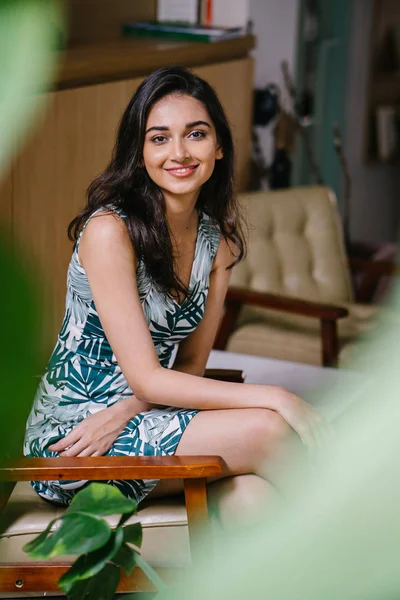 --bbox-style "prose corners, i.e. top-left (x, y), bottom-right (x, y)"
top-left (189, 130), bottom-right (206, 139)
top-left (152, 135), bottom-right (167, 143)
